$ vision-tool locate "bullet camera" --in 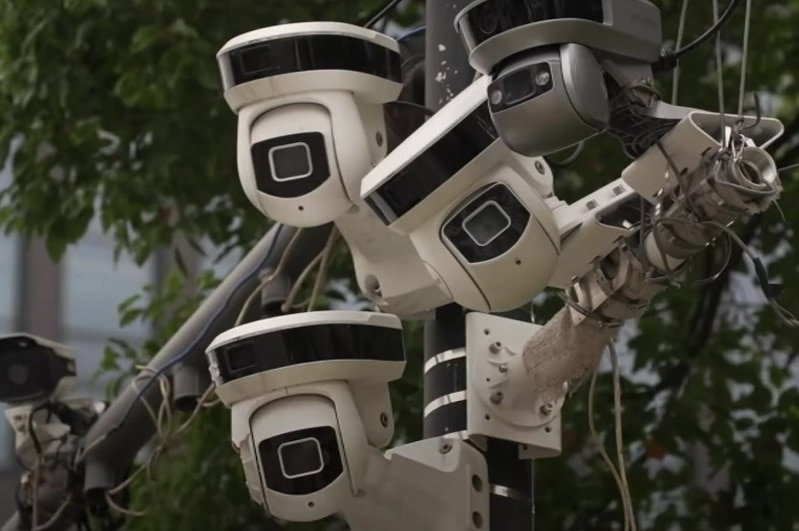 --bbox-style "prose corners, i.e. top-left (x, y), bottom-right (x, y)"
top-left (454, 0), bottom-right (663, 157)
top-left (206, 311), bottom-right (406, 522)
top-left (218, 21), bottom-right (403, 227)
top-left (0, 334), bottom-right (77, 405)
top-left (360, 76), bottom-right (560, 313)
